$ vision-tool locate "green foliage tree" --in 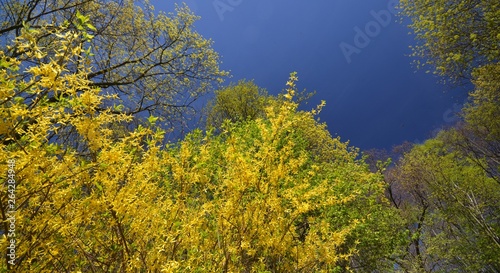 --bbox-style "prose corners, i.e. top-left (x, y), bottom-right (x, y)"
top-left (205, 80), bottom-right (269, 129)
top-left (400, 0), bottom-right (500, 83)
top-left (204, 78), bottom-right (339, 163)
top-left (465, 64), bottom-right (500, 142)
top-left (456, 64), bottom-right (500, 183)
top-left (391, 1), bottom-right (500, 271)
top-left (390, 134), bottom-right (500, 272)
